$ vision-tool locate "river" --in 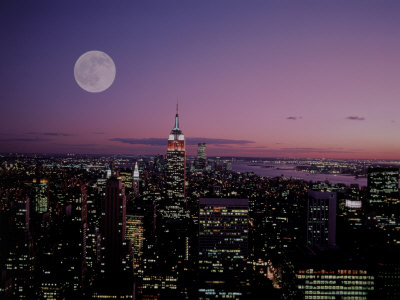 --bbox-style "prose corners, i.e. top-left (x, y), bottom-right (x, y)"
top-left (232, 162), bottom-right (367, 187)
